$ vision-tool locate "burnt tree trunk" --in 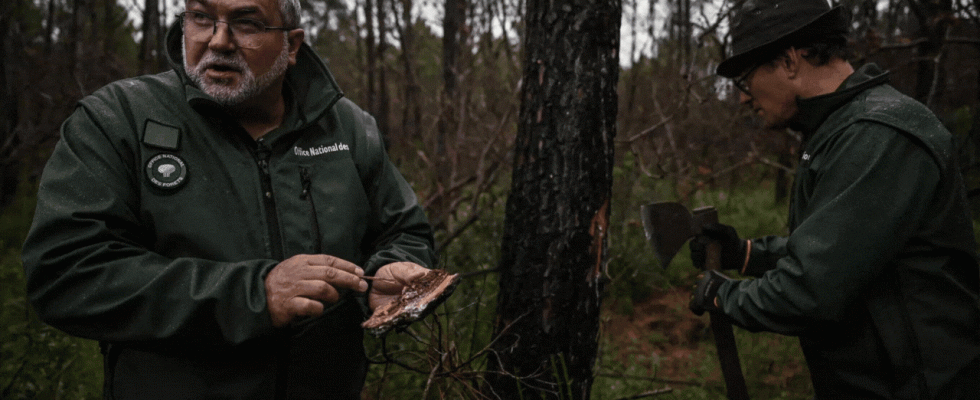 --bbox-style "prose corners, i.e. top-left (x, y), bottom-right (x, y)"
top-left (485, 0), bottom-right (620, 398)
